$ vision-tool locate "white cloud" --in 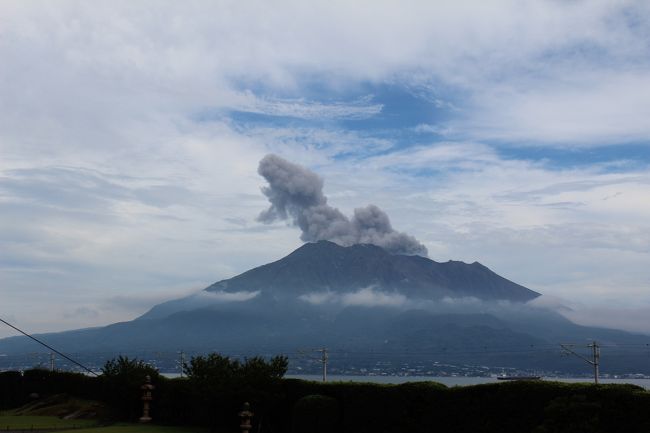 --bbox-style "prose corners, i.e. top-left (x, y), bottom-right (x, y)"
top-left (529, 294), bottom-right (650, 335)
top-left (563, 306), bottom-right (650, 335)
top-left (298, 292), bottom-right (338, 305)
top-left (2, 1), bottom-right (650, 148)
top-left (232, 93), bottom-right (383, 120)
top-left (462, 71), bottom-right (650, 145)
top-left (298, 287), bottom-right (408, 308)
top-left (342, 288), bottom-right (407, 308)
top-left (440, 296), bottom-right (483, 307)
top-left (196, 290), bottom-right (260, 303)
